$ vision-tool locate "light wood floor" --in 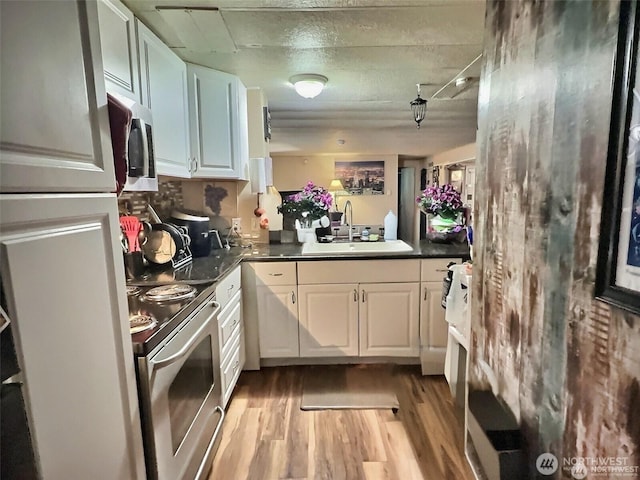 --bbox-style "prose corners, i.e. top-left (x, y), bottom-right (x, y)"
top-left (208, 364), bottom-right (475, 480)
